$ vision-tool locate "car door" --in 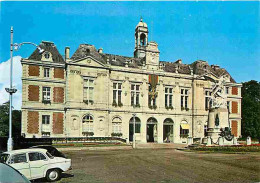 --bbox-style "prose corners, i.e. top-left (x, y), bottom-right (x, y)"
top-left (28, 152), bottom-right (49, 179)
top-left (8, 153), bottom-right (31, 180)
